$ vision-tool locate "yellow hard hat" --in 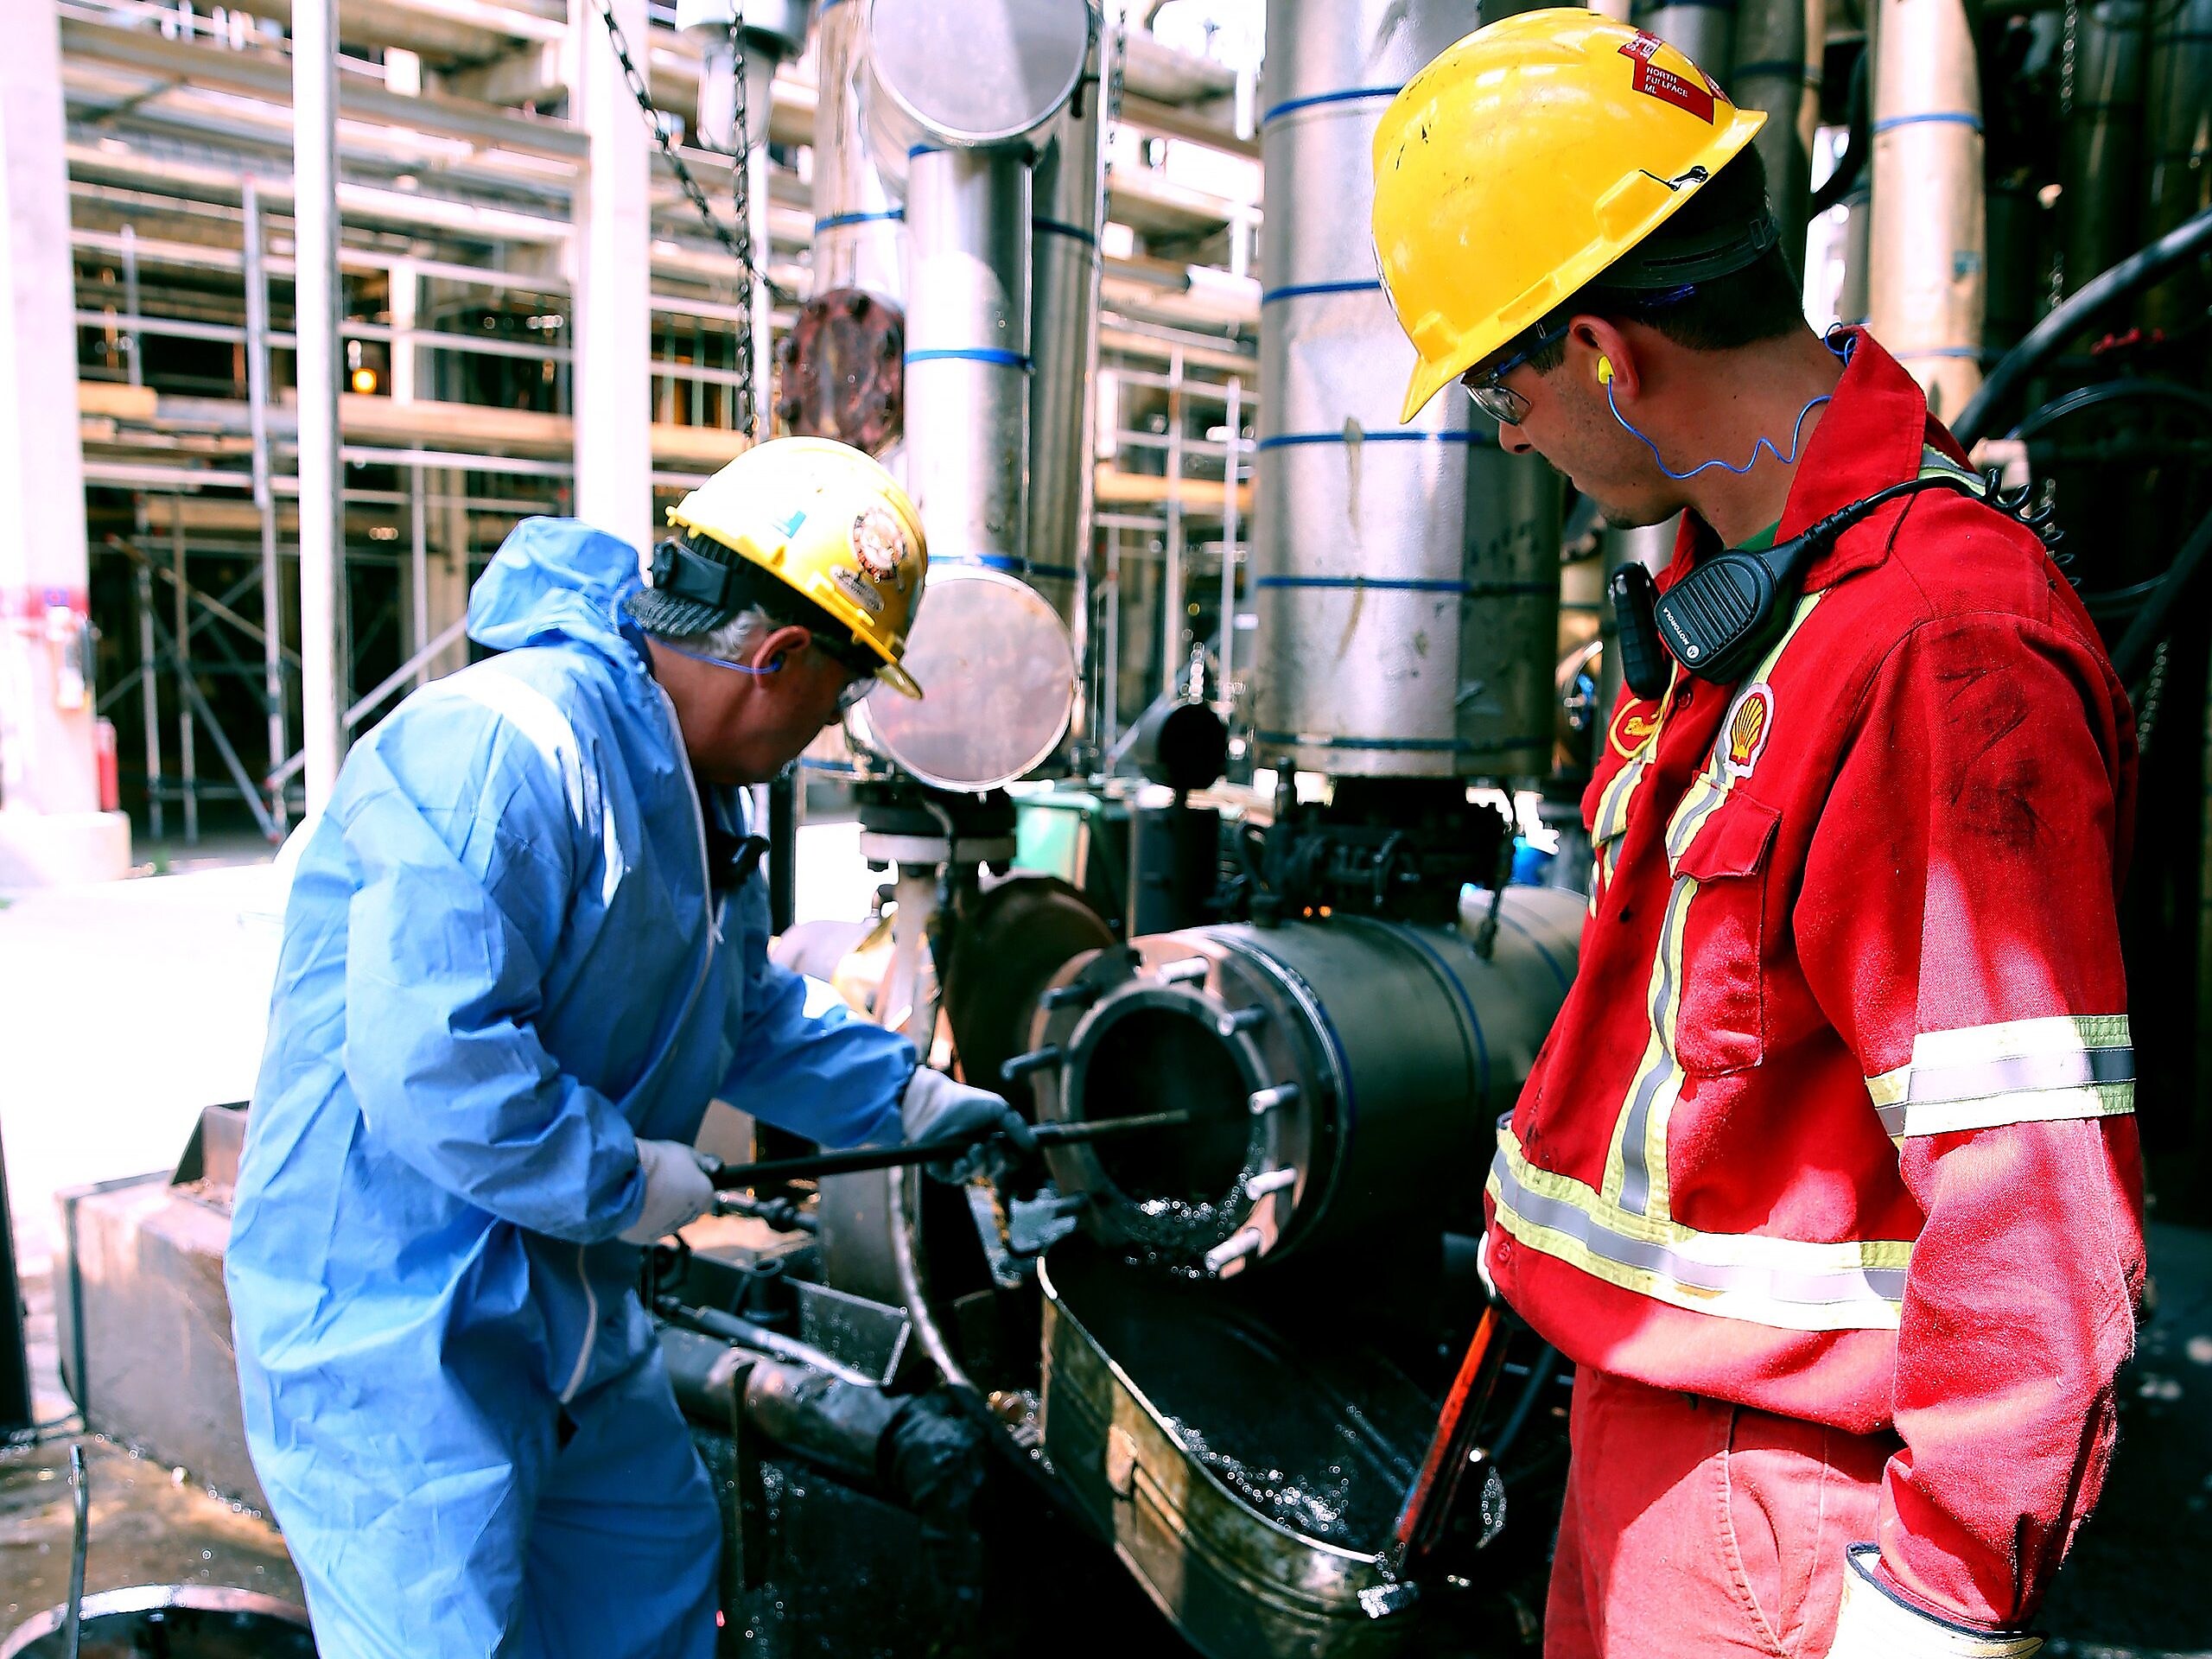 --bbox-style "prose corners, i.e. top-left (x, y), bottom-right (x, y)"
top-left (645, 436), bottom-right (930, 698)
top-left (1372, 9), bottom-right (1769, 423)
